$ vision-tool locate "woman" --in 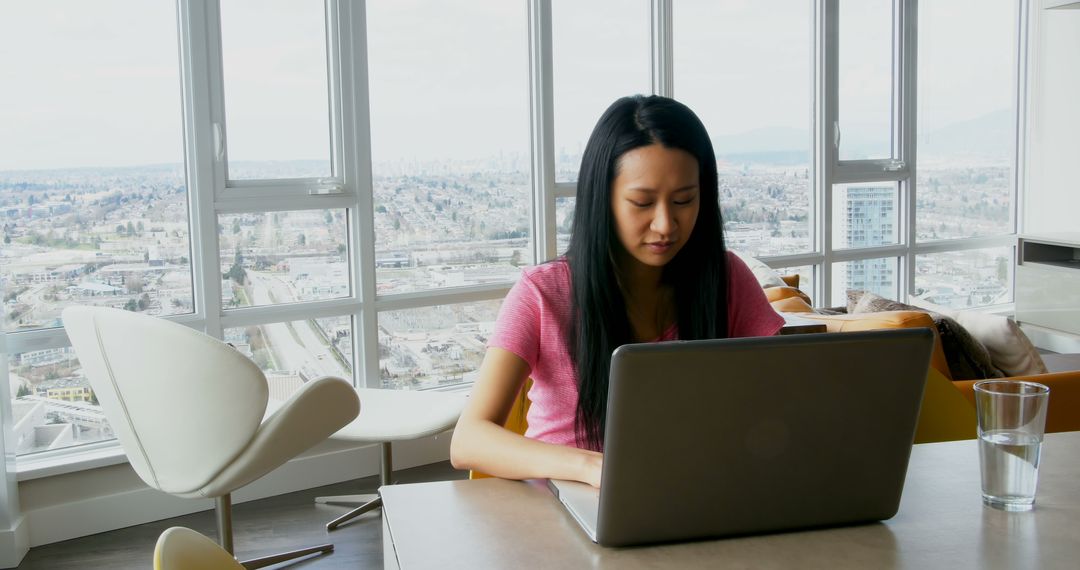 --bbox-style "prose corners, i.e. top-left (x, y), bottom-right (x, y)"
top-left (450, 95), bottom-right (784, 487)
